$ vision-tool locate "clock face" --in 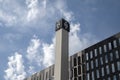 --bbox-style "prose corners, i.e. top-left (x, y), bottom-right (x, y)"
top-left (64, 22), bottom-right (69, 29)
top-left (56, 22), bottom-right (61, 29)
